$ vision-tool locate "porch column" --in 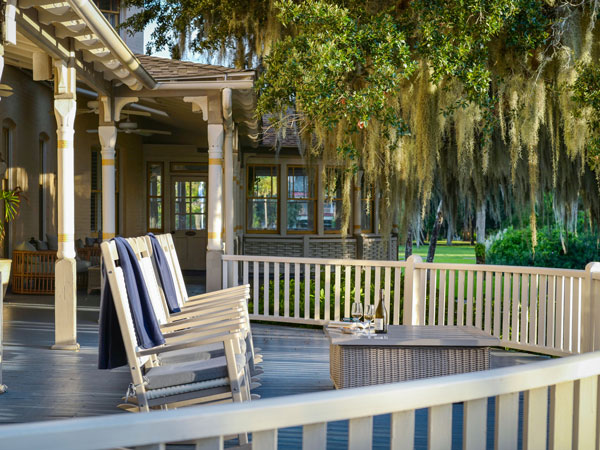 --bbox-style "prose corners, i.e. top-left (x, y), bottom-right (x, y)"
top-left (98, 126), bottom-right (117, 241)
top-left (207, 123), bottom-right (224, 291)
top-left (52, 59), bottom-right (79, 351)
top-left (223, 88), bottom-right (234, 256)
